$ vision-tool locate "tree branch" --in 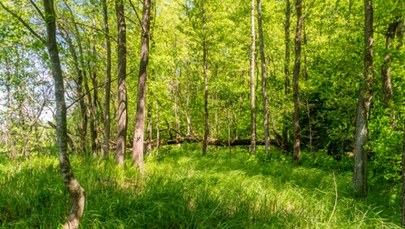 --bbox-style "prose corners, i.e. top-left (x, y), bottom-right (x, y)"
top-left (0, 1), bottom-right (46, 44)
top-left (29, 0), bottom-right (46, 21)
